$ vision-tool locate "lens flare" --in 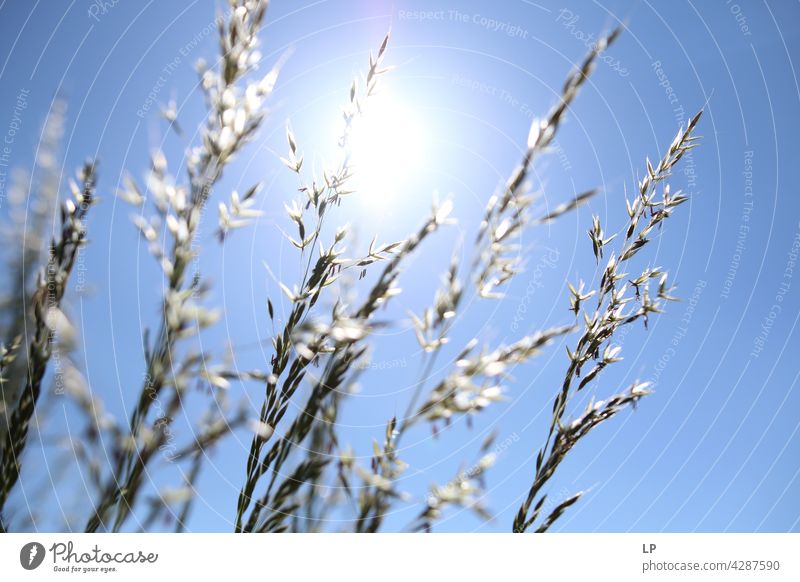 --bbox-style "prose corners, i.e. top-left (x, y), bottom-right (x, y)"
top-left (347, 92), bottom-right (427, 210)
